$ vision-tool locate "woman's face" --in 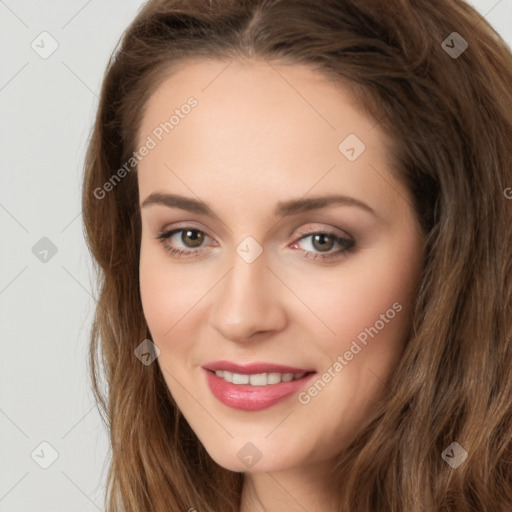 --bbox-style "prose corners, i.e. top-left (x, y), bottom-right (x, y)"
top-left (137, 59), bottom-right (424, 474)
